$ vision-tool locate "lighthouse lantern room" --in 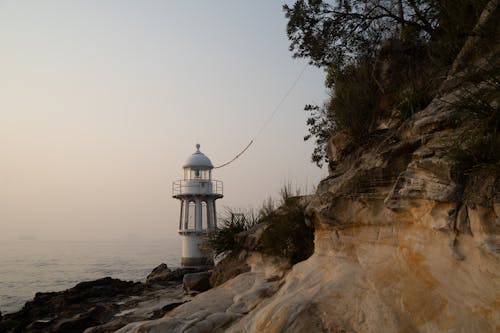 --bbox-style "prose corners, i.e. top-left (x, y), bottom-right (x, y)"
top-left (172, 144), bottom-right (223, 267)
